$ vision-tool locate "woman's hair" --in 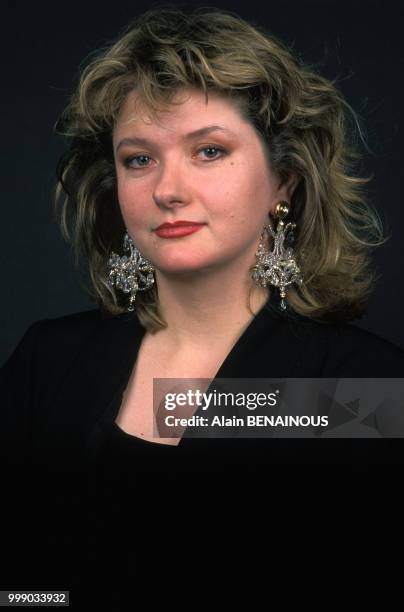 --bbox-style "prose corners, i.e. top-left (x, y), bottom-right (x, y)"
top-left (54, 4), bottom-right (386, 332)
